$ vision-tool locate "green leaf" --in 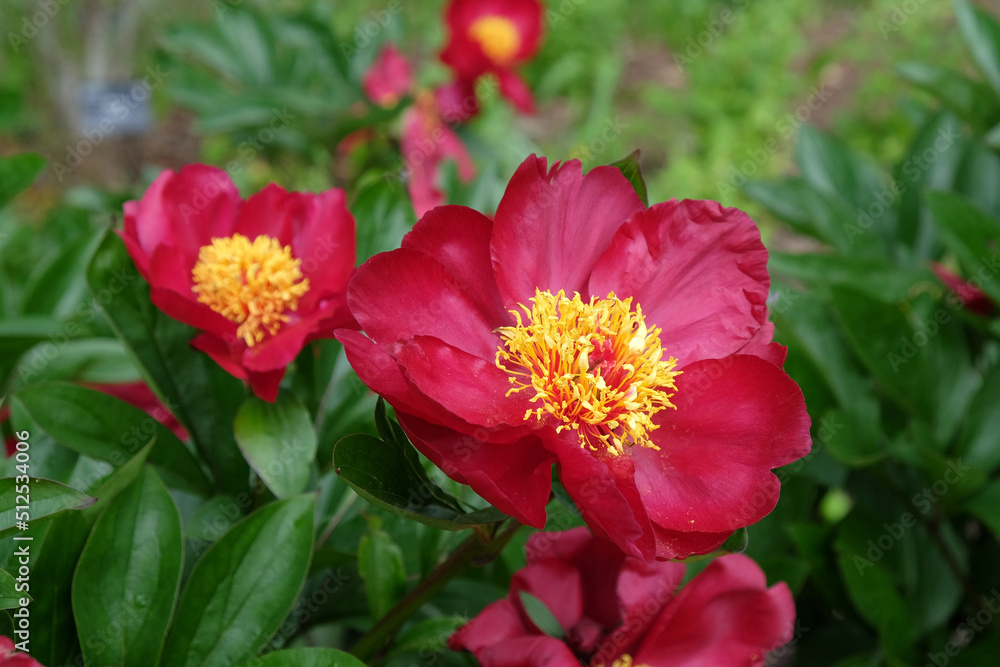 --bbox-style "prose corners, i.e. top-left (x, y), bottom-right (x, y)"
top-left (234, 392), bottom-right (317, 499)
top-left (607, 150), bottom-right (649, 207)
top-left (955, 0), bottom-right (1000, 100)
top-left (518, 591), bottom-right (565, 639)
top-left (86, 230), bottom-right (249, 495)
top-left (334, 433), bottom-right (508, 531)
top-left (0, 317), bottom-right (66, 364)
top-left (160, 494), bottom-right (315, 667)
top-left (675, 527), bottom-right (748, 564)
top-left (964, 479), bottom-right (1000, 539)
top-left (385, 616), bottom-right (467, 658)
top-left (834, 513), bottom-right (916, 661)
top-left (956, 364), bottom-right (1000, 472)
top-left (245, 648), bottom-right (366, 667)
top-left (926, 190), bottom-right (1000, 305)
top-left (73, 467), bottom-right (183, 667)
top-left (0, 568), bottom-right (26, 610)
top-left (357, 516), bottom-right (406, 619)
top-left (896, 62), bottom-right (1000, 130)
top-left (0, 478), bottom-right (95, 539)
top-left (82, 440), bottom-right (156, 522)
top-left (11, 338), bottom-right (139, 389)
top-left (0, 153), bottom-right (45, 209)
top-left (769, 253), bottom-right (913, 303)
top-left (13, 383), bottom-right (211, 496)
